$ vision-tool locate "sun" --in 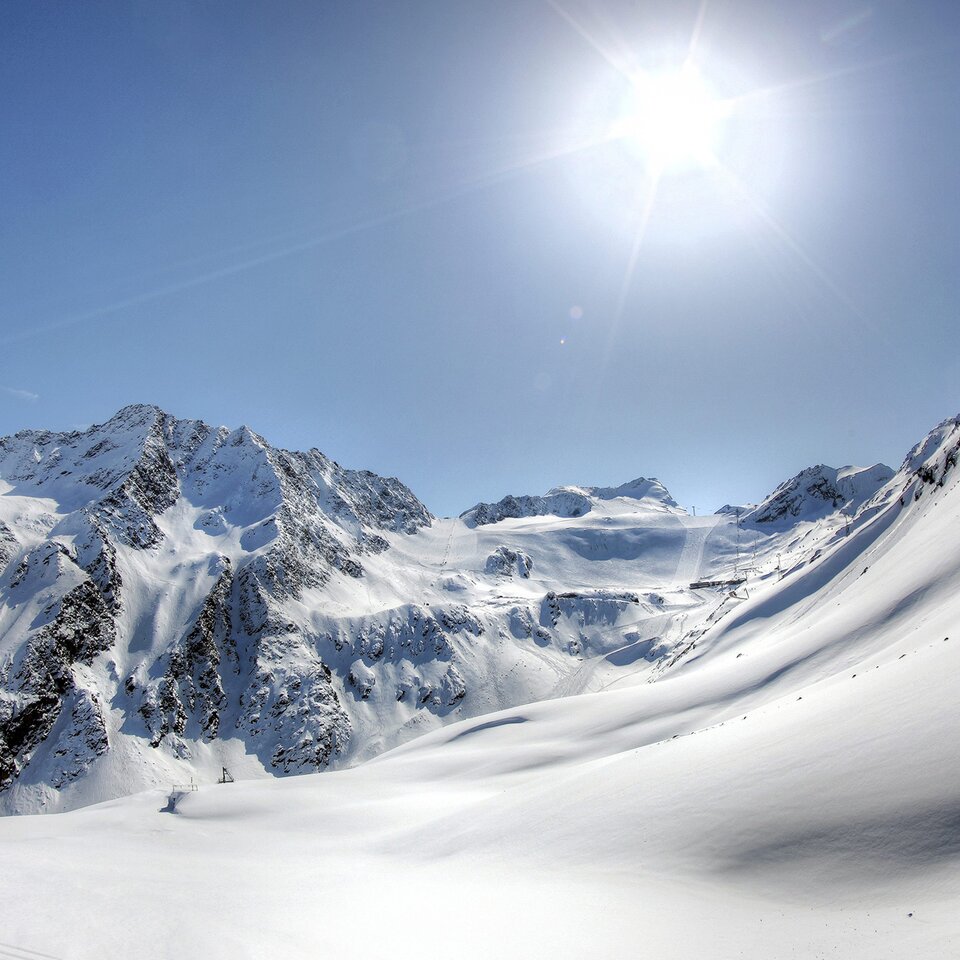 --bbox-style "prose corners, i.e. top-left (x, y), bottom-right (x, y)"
top-left (611, 64), bottom-right (726, 173)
